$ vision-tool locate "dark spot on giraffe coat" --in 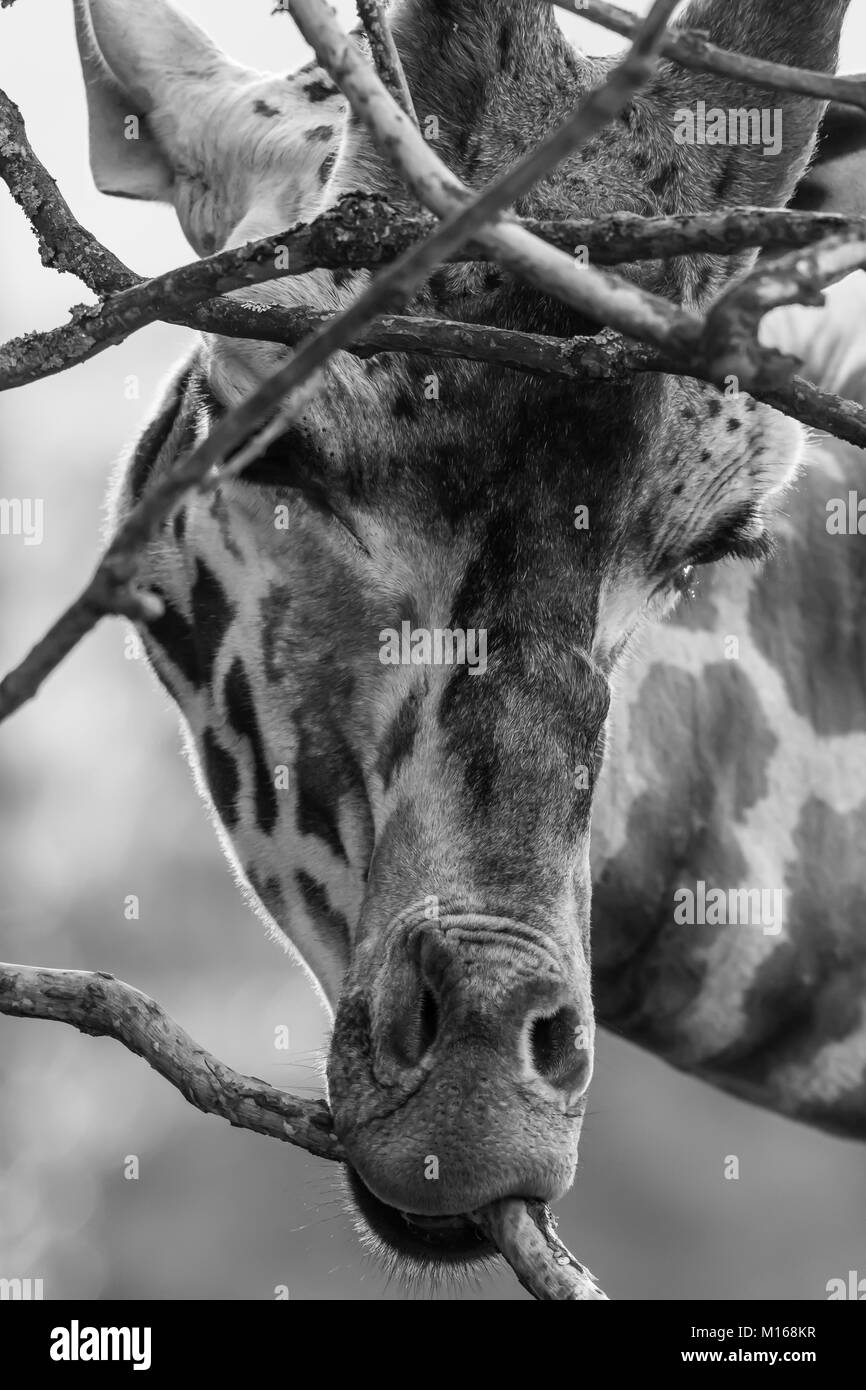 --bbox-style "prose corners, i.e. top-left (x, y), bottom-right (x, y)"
top-left (224, 658), bottom-right (279, 835)
top-left (748, 469), bottom-right (866, 734)
top-left (377, 687), bottom-right (423, 791)
top-left (304, 78), bottom-right (339, 102)
top-left (702, 795), bottom-right (866, 1138)
top-left (254, 99), bottom-right (282, 118)
top-left (202, 727), bottom-right (240, 830)
top-left (306, 124), bottom-right (335, 142)
top-left (295, 870), bottom-right (351, 960)
top-left (191, 557), bottom-right (234, 686)
top-left (296, 766), bottom-right (349, 864)
top-left (172, 507), bottom-right (187, 544)
top-left (145, 594), bottom-right (199, 688)
top-left (259, 587), bottom-right (372, 868)
top-left (128, 365), bottom-right (195, 504)
top-left (592, 662), bottom-right (777, 1042)
top-left (247, 867), bottom-right (286, 921)
top-left (497, 23), bottom-right (514, 71)
top-left (715, 153), bottom-right (738, 204)
top-left (391, 387), bottom-right (419, 422)
top-left (707, 398), bottom-right (722, 419)
top-left (727, 416), bottom-right (742, 432)
top-left (646, 164), bottom-right (677, 201)
top-left (318, 151), bottom-right (337, 184)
